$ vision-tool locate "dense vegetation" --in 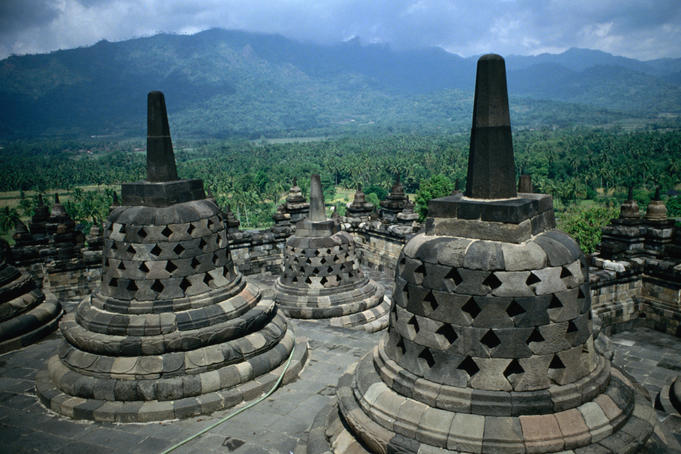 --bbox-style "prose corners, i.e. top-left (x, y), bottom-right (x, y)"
top-left (2, 29), bottom-right (680, 139)
top-left (3, 31), bottom-right (680, 253)
top-left (2, 128), bottom-right (679, 252)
